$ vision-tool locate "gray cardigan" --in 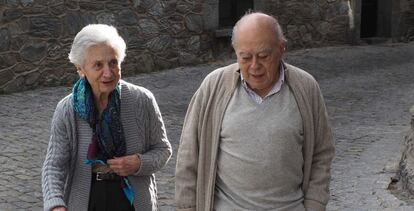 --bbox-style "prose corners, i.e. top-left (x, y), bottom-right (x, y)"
top-left (42, 80), bottom-right (172, 211)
